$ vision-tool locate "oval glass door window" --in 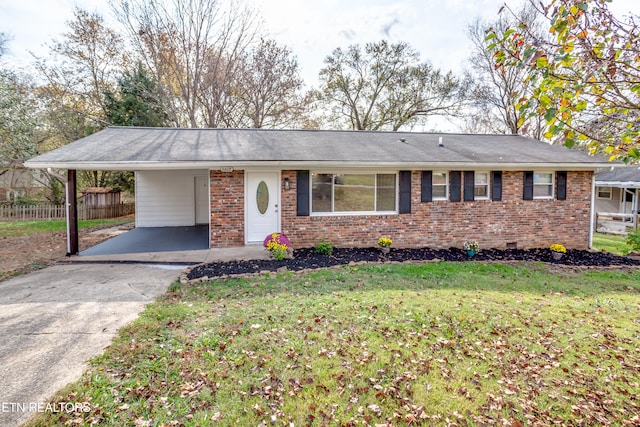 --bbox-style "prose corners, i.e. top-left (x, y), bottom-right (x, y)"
top-left (256, 181), bottom-right (269, 215)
